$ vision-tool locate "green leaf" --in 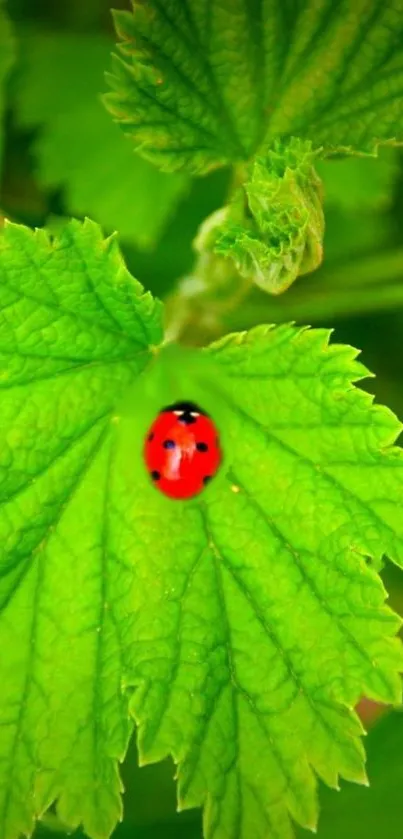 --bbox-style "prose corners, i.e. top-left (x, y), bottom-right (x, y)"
top-left (189, 141), bottom-right (398, 300)
top-left (105, 0), bottom-right (403, 174)
top-left (0, 4), bottom-right (15, 174)
top-left (12, 30), bottom-right (188, 247)
top-left (1, 222), bottom-right (403, 839)
top-left (46, 711), bottom-right (403, 839)
top-left (201, 138), bottom-right (325, 294)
